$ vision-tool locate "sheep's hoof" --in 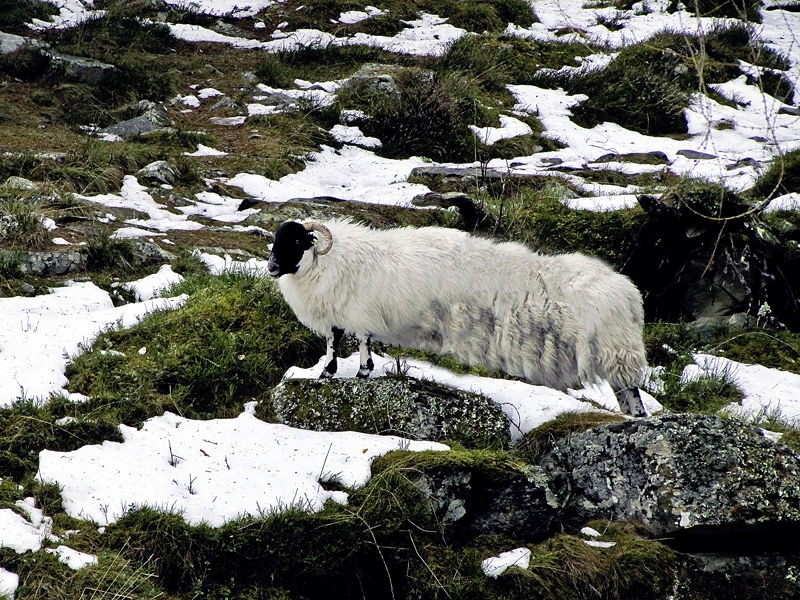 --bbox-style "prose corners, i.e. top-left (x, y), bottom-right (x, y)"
top-left (616, 388), bottom-right (647, 417)
top-left (356, 366), bottom-right (371, 379)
